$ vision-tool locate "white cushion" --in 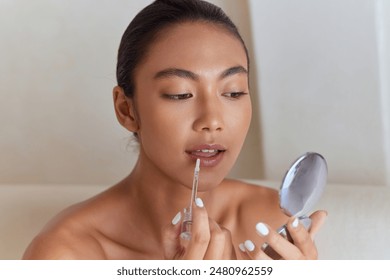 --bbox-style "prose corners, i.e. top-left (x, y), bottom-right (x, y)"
top-left (1, 182), bottom-right (389, 259)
